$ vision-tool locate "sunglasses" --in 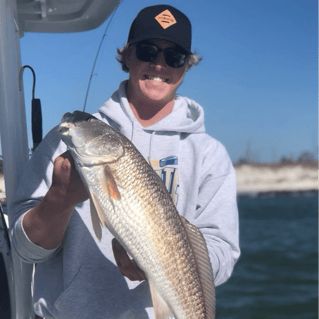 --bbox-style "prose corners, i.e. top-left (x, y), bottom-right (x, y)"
top-left (135, 42), bottom-right (188, 68)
